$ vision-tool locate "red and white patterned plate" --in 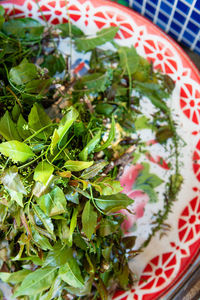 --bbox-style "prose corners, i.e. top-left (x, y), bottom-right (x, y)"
top-left (1, 1), bottom-right (200, 299)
